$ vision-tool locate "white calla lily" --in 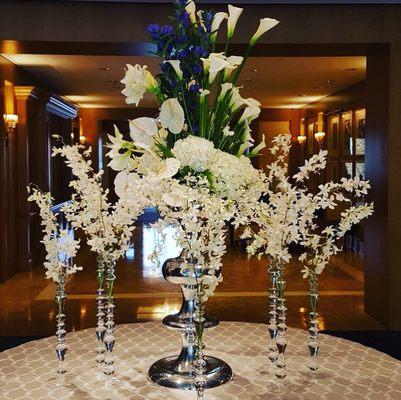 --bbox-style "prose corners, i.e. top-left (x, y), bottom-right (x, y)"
top-left (229, 86), bottom-right (245, 111)
top-left (224, 55), bottom-right (244, 79)
top-left (218, 83), bottom-right (233, 101)
top-left (227, 5), bottom-right (243, 39)
top-left (129, 117), bottom-right (158, 148)
top-left (250, 18), bottom-right (280, 45)
top-left (159, 98), bottom-right (185, 134)
top-left (185, 0), bottom-right (196, 24)
top-left (211, 12), bottom-right (228, 43)
top-left (248, 134), bottom-right (266, 157)
top-left (239, 105), bottom-right (261, 124)
top-left (208, 56), bottom-right (228, 83)
top-left (164, 60), bottom-right (183, 80)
